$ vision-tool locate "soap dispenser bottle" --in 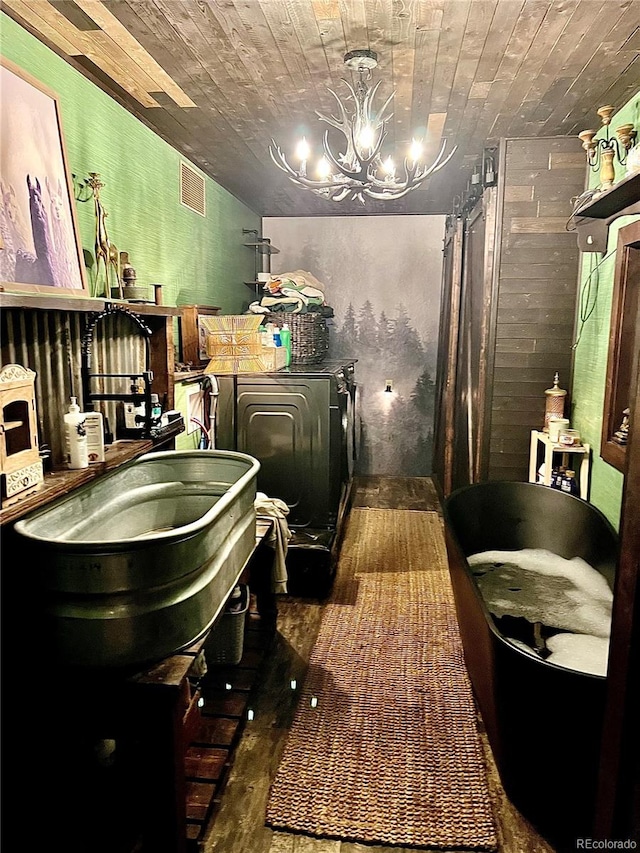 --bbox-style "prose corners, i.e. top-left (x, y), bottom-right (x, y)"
top-left (280, 323), bottom-right (292, 366)
top-left (65, 397), bottom-right (89, 469)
